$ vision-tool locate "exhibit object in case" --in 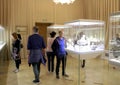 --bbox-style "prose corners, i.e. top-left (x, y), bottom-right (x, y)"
top-left (109, 12), bottom-right (120, 66)
top-left (64, 19), bottom-right (105, 54)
